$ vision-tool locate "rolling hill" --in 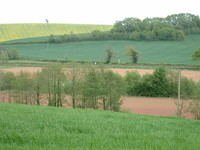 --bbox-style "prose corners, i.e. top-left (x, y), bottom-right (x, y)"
top-left (1, 103), bottom-right (200, 149)
top-left (4, 34), bottom-right (200, 65)
top-left (0, 23), bottom-right (113, 42)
